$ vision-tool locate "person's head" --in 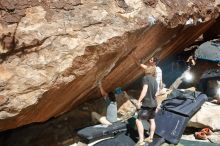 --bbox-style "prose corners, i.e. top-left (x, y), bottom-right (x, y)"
top-left (148, 57), bottom-right (160, 66)
top-left (144, 65), bottom-right (156, 77)
top-left (114, 87), bottom-right (124, 99)
top-left (114, 87), bottom-right (123, 95)
top-left (153, 56), bottom-right (160, 65)
top-left (109, 92), bottom-right (116, 102)
top-left (148, 57), bottom-right (155, 65)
